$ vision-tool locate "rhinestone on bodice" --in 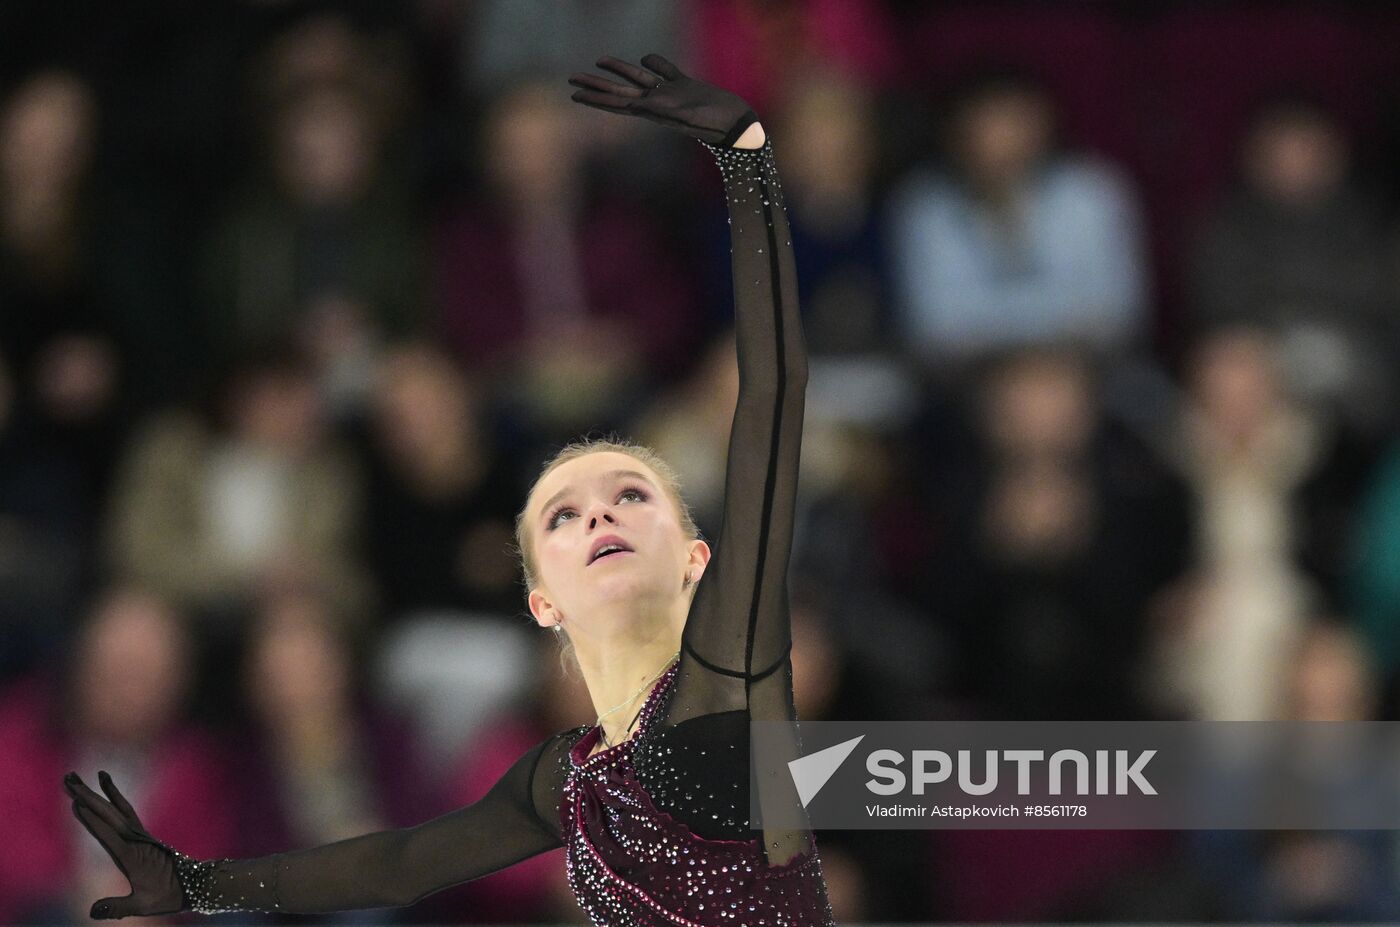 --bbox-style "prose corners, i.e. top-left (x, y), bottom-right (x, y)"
top-left (558, 663), bottom-right (834, 925)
